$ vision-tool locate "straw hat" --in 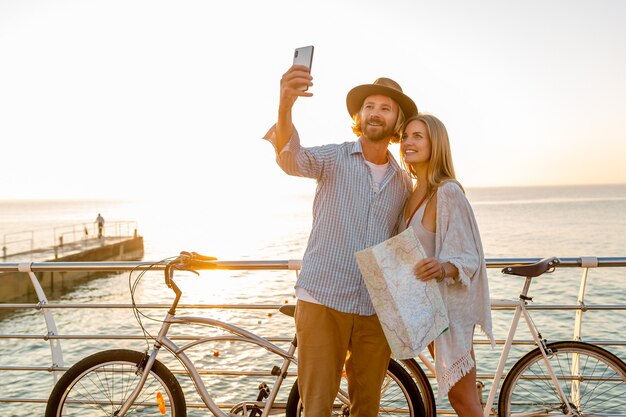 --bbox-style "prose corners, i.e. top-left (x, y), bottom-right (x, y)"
top-left (346, 77), bottom-right (417, 118)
